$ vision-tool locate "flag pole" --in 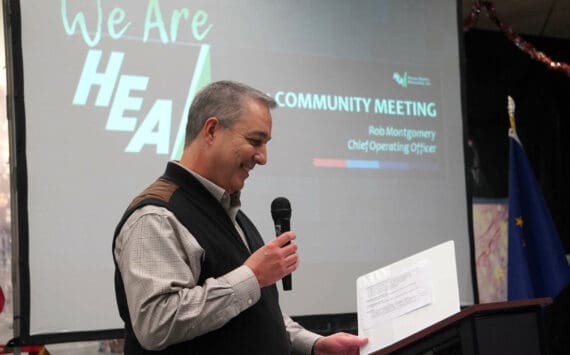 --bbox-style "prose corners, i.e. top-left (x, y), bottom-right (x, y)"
top-left (507, 96), bottom-right (520, 143)
top-left (507, 95), bottom-right (516, 131)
